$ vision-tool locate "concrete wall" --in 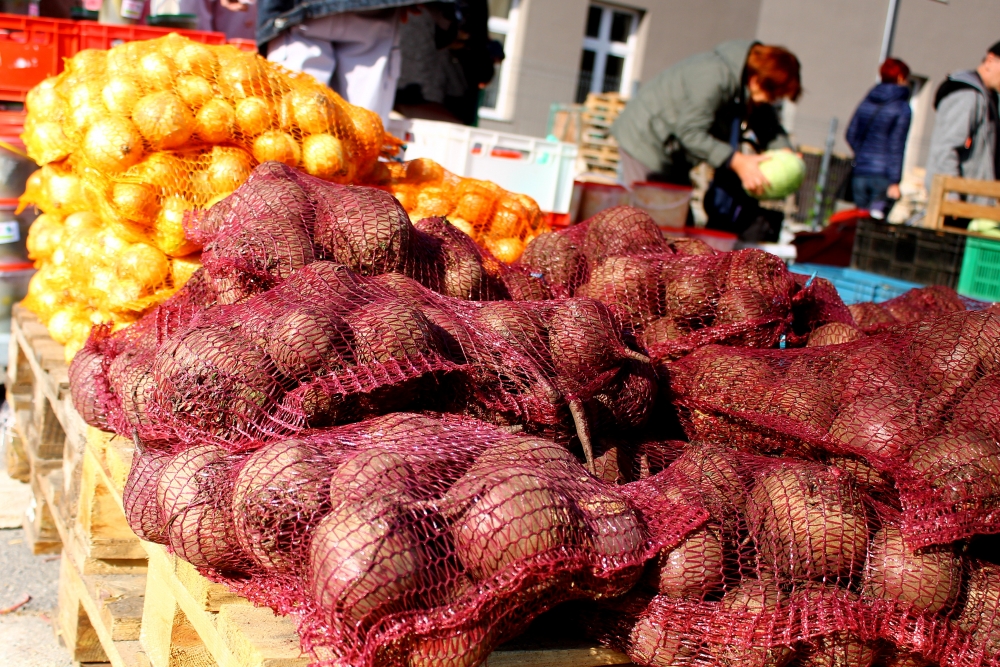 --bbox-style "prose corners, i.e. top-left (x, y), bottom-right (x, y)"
top-left (754, 0), bottom-right (888, 154)
top-left (480, 0), bottom-right (763, 138)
